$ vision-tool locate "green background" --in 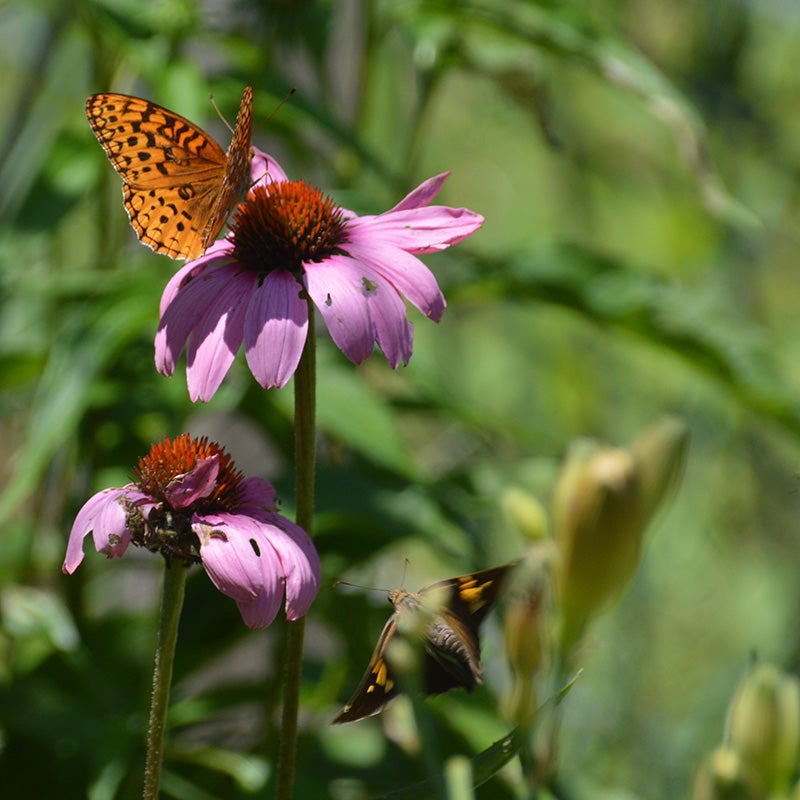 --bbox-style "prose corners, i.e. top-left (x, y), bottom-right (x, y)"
top-left (2, 0), bottom-right (799, 798)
